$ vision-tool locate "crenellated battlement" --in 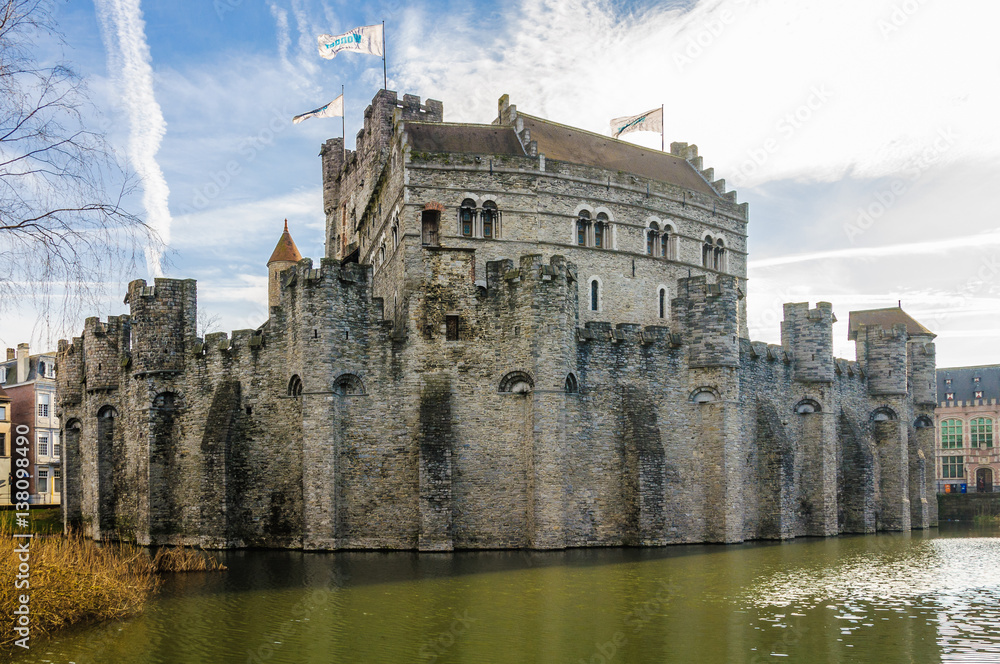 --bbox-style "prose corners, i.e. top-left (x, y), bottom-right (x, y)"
top-left (671, 141), bottom-right (748, 217)
top-left (126, 278), bottom-right (197, 377)
top-left (781, 301), bottom-right (836, 383)
top-left (672, 274), bottom-right (740, 368)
